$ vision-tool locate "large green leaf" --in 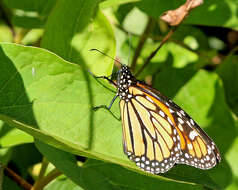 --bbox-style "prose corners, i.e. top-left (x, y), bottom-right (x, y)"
top-left (80, 159), bottom-right (204, 190)
top-left (36, 141), bottom-right (204, 190)
top-left (0, 43), bottom-right (222, 188)
top-left (41, 0), bottom-right (115, 76)
top-left (0, 42), bottom-right (124, 171)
